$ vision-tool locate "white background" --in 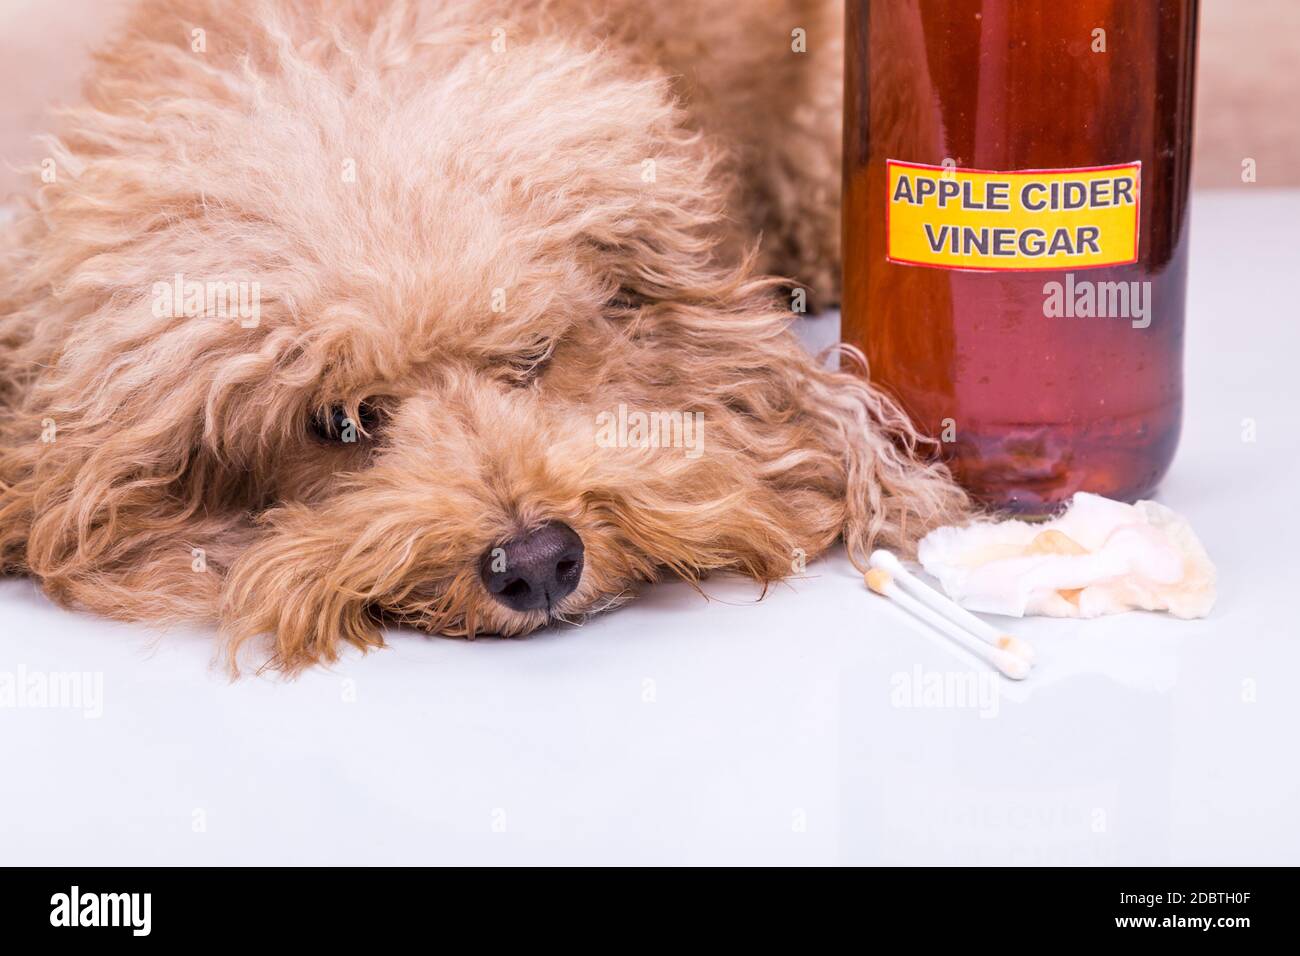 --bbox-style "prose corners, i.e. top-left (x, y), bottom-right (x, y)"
top-left (1, 191), bottom-right (1297, 865)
